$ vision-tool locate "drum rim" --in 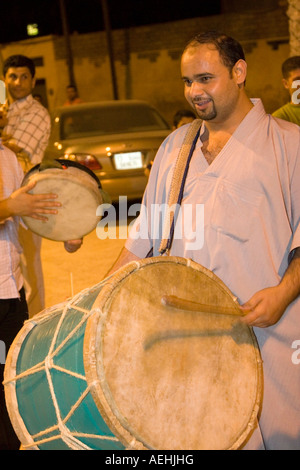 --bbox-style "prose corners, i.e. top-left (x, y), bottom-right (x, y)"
top-left (84, 256), bottom-right (263, 450)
